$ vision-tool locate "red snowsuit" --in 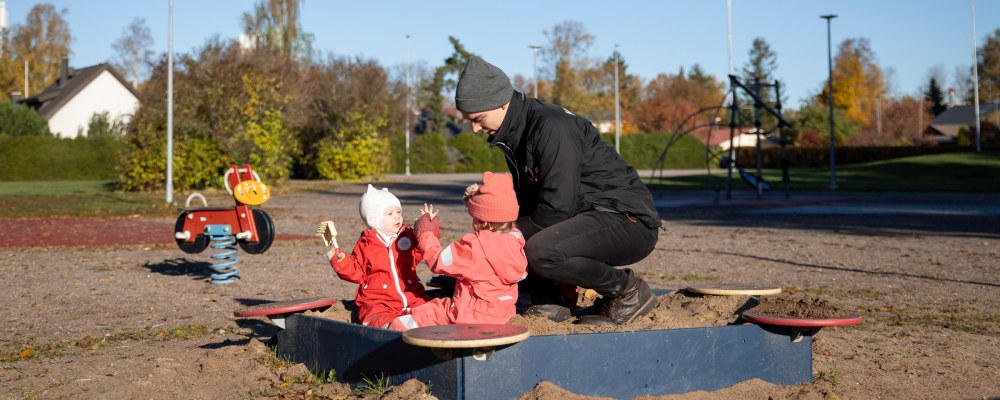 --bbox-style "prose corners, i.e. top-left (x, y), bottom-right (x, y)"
top-left (390, 226), bottom-right (527, 331)
top-left (331, 226), bottom-right (429, 327)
